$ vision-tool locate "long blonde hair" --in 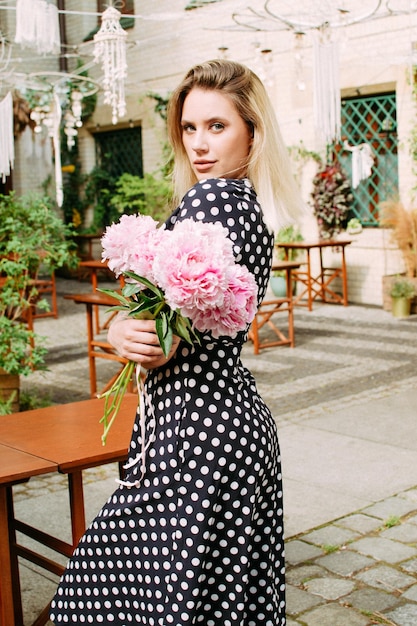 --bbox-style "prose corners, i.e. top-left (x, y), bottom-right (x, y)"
top-left (167, 59), bottom-right (303, 233)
